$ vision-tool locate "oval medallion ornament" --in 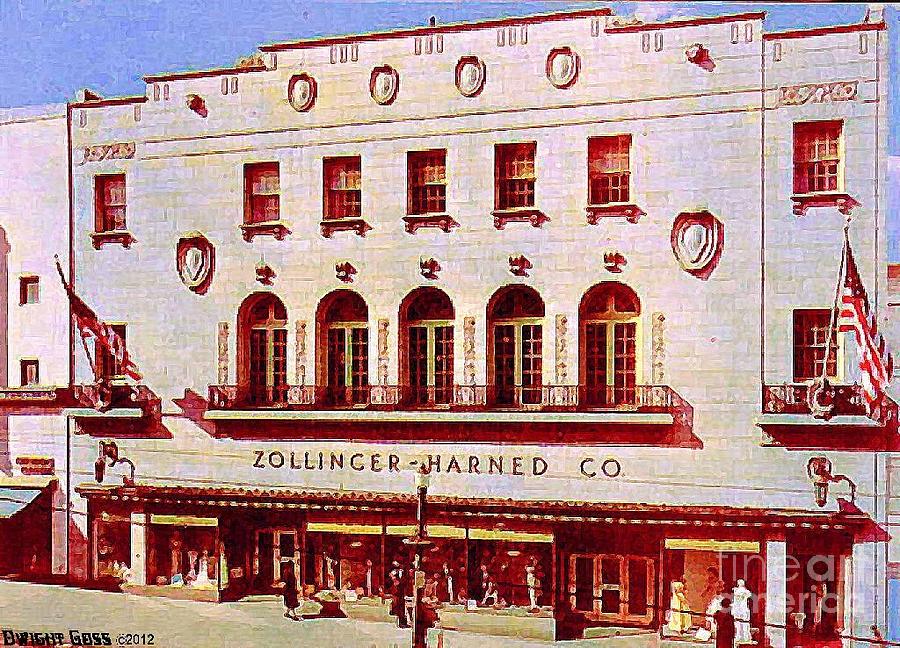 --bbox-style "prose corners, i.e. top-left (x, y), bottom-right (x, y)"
top-left (455, 56), bottom-right (486, 97)
top-left (370, 65), bottom-right (399, 105)
top-left (546, 47), bottom-right (580, 89)
top-left (287, 73), bottom-right (317, 112)
top-left (176, 232), bottom-right (215, 294)
top-left (670, 211), bottom-right (724, 280)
